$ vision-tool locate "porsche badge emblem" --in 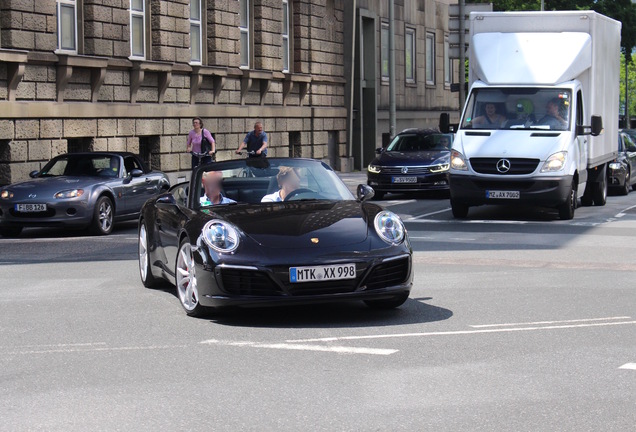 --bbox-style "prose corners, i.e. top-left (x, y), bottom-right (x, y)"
top-left (311, 238), bottom-right (319, 244)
